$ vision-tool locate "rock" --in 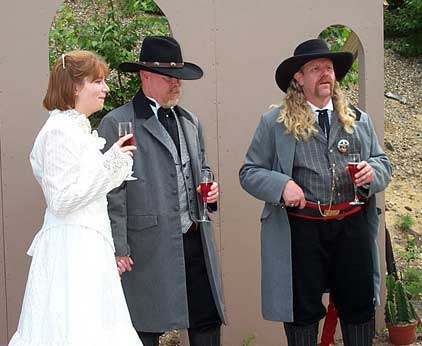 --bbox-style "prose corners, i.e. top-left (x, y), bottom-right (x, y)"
top-left (405, 206), bottom-right (413, 211)
top-left (385, 140), bottom-right (395, 151)
top-left (385, 91), bottom-right (407, 104)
